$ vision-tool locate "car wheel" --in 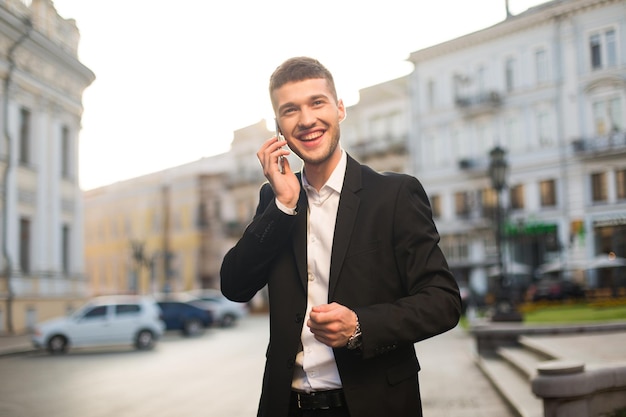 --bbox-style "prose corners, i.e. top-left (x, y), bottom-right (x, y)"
top-left (47, 335), bottom-right (68, 354)
top-left (220, 314), bottom-right (237, 328)
top-left (135, 330), bottom-right (155, 350)
top-left (183, 319), bottom-right (203, 336)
